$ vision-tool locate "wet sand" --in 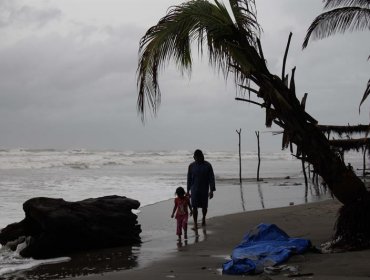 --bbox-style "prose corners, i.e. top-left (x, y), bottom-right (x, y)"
top-left (12, 178), bottom-right (370, 280)
top-left (74, 198), bottom-right (370, 280)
